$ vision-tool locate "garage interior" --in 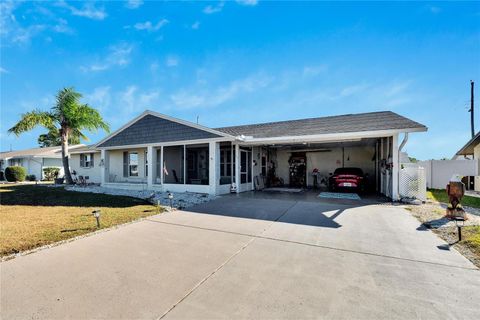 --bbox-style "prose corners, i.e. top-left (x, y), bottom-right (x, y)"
top-left (253, 136), bottom-right (395, 198)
